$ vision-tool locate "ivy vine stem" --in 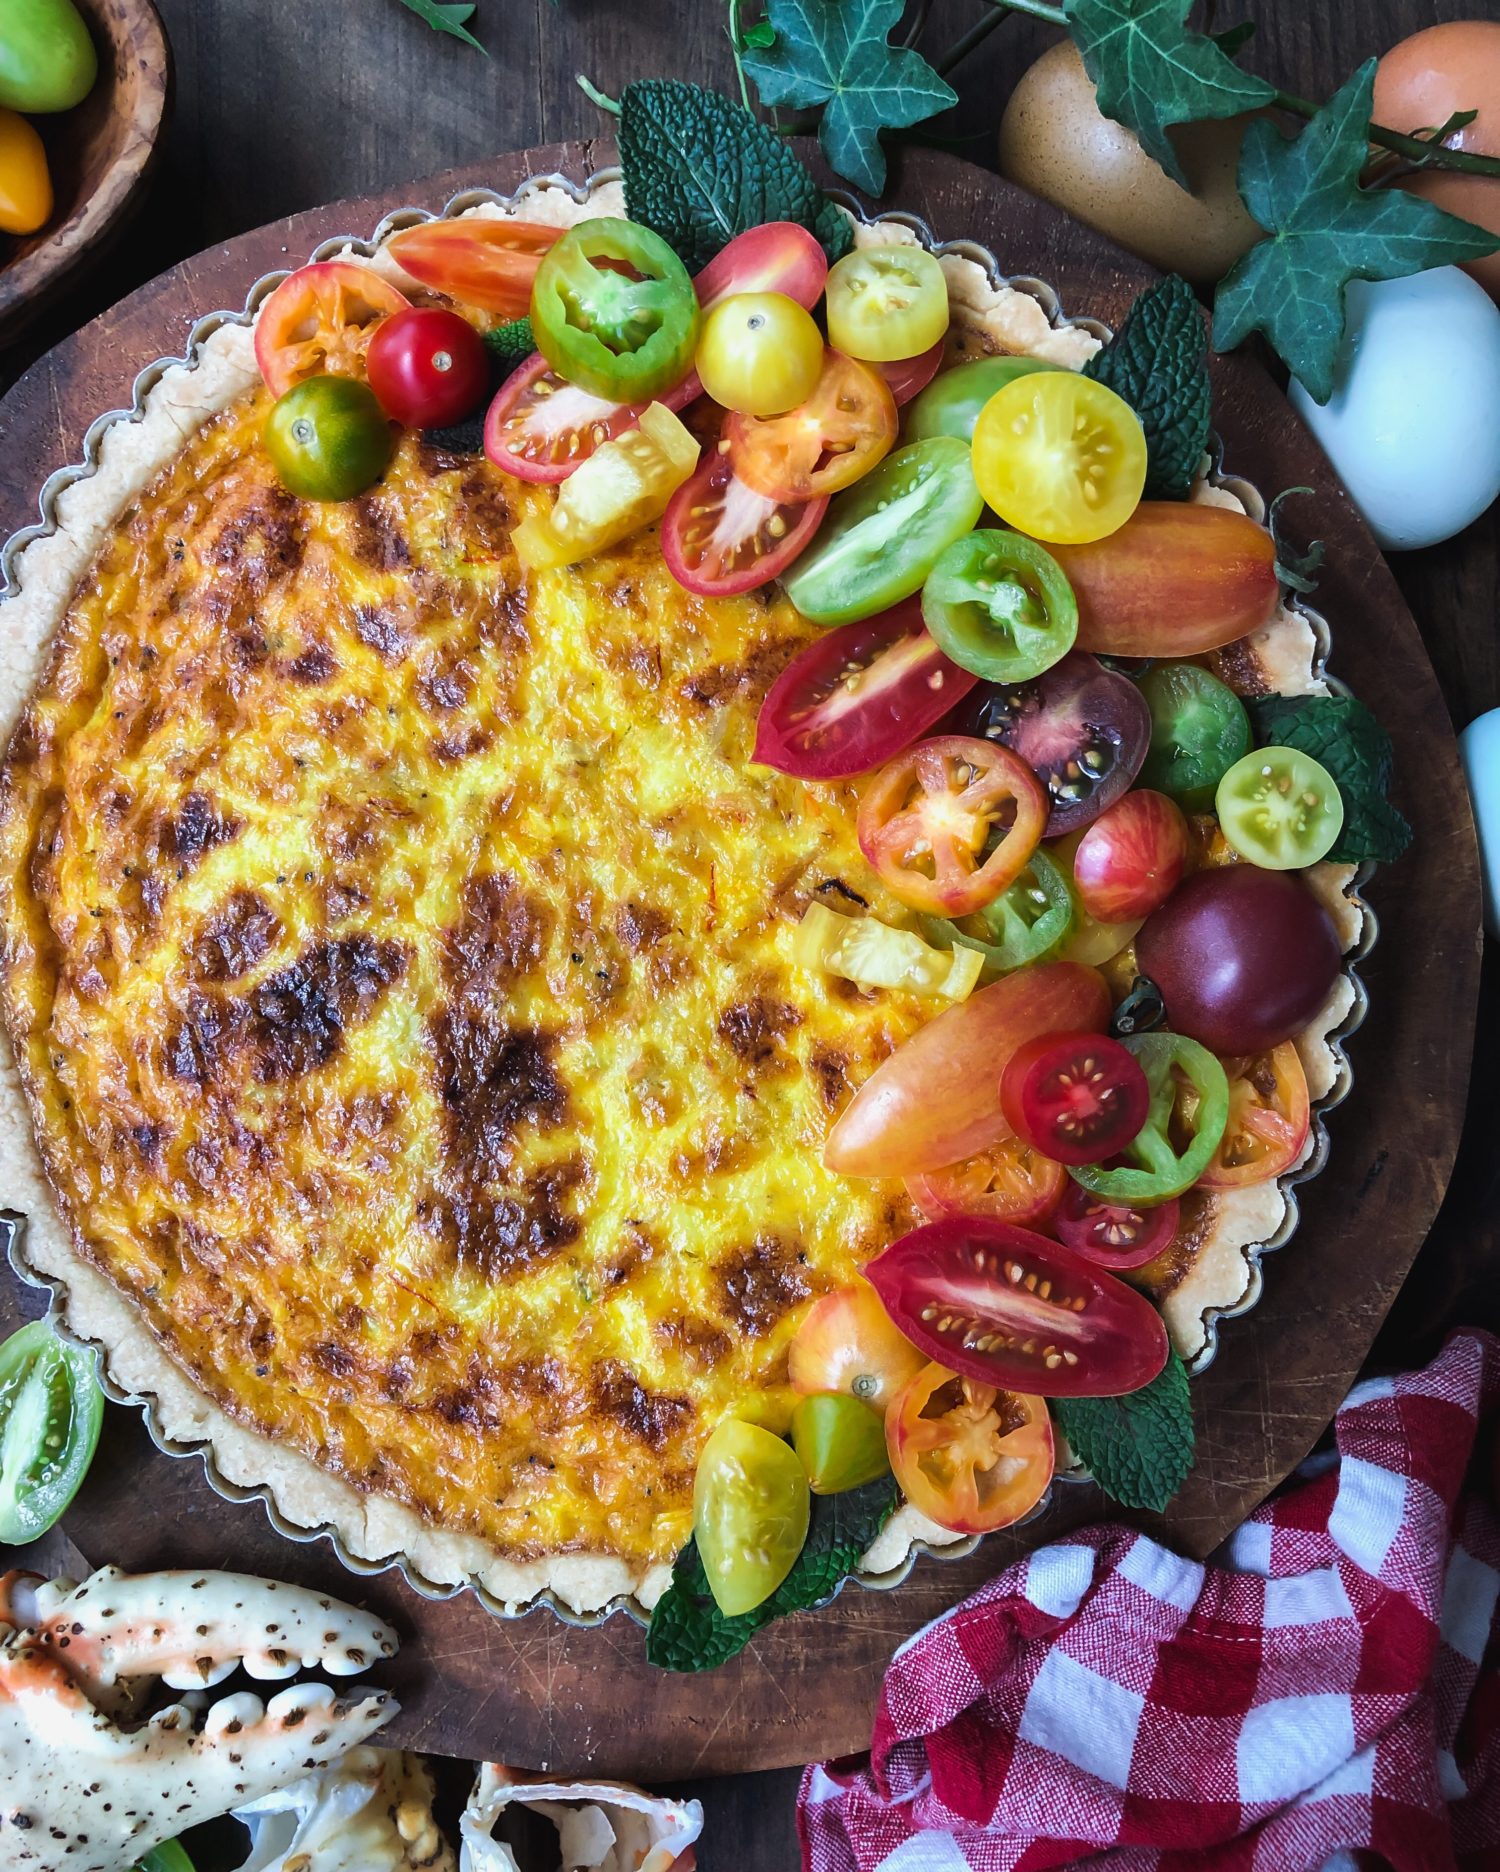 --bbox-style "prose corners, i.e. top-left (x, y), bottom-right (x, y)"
top-left (727, 0), bottom-right (754, 115)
